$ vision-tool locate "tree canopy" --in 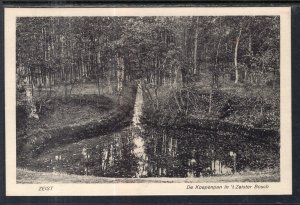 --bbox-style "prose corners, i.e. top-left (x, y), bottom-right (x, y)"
top-left (16, 16), bottom-right (280, 90)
